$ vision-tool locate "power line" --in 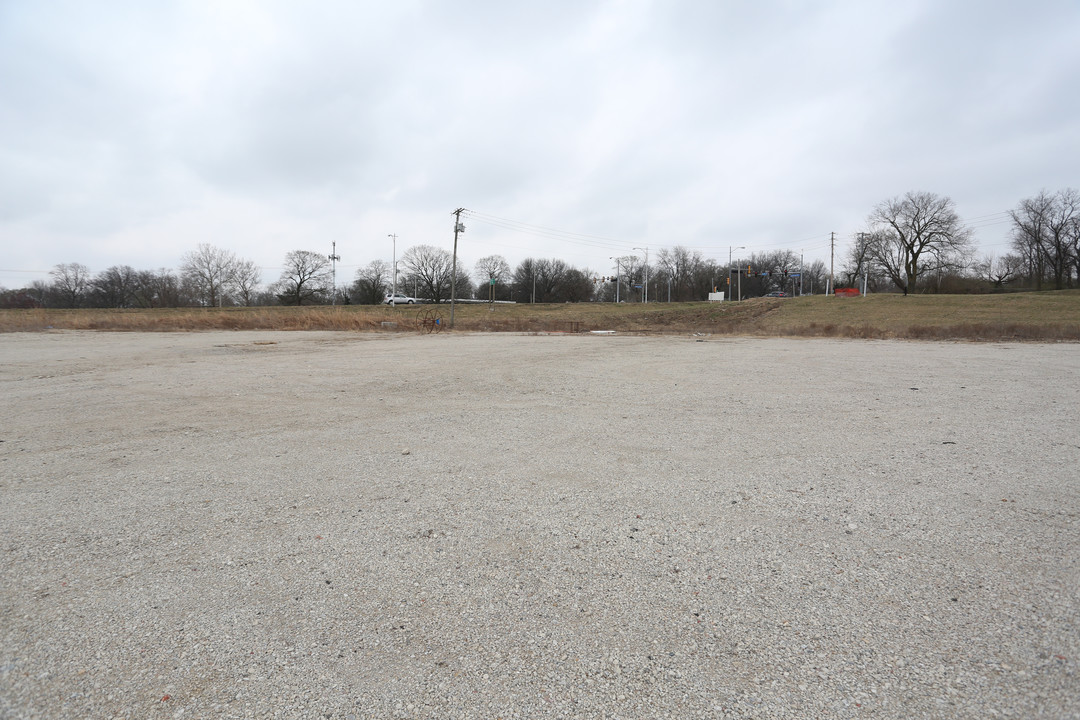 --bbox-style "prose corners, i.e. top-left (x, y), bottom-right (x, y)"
top-left (465, 210), bottom-right (629, 245)
top-left (466, 209), bottom-right (838, 259)
top-left (966, 218), bottom-right (1012, 230)
top-left (468, 206), bottom-right (1018, 268)
top-left (464, 212), bottom-right (631, 251)
top-left (963, 210), bottom-right (1012, 222)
